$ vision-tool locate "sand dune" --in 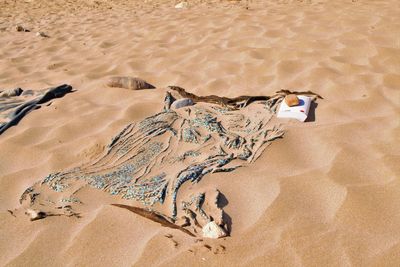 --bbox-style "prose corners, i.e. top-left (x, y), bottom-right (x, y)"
top-left (0, 0), bottom-right (399, 266)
